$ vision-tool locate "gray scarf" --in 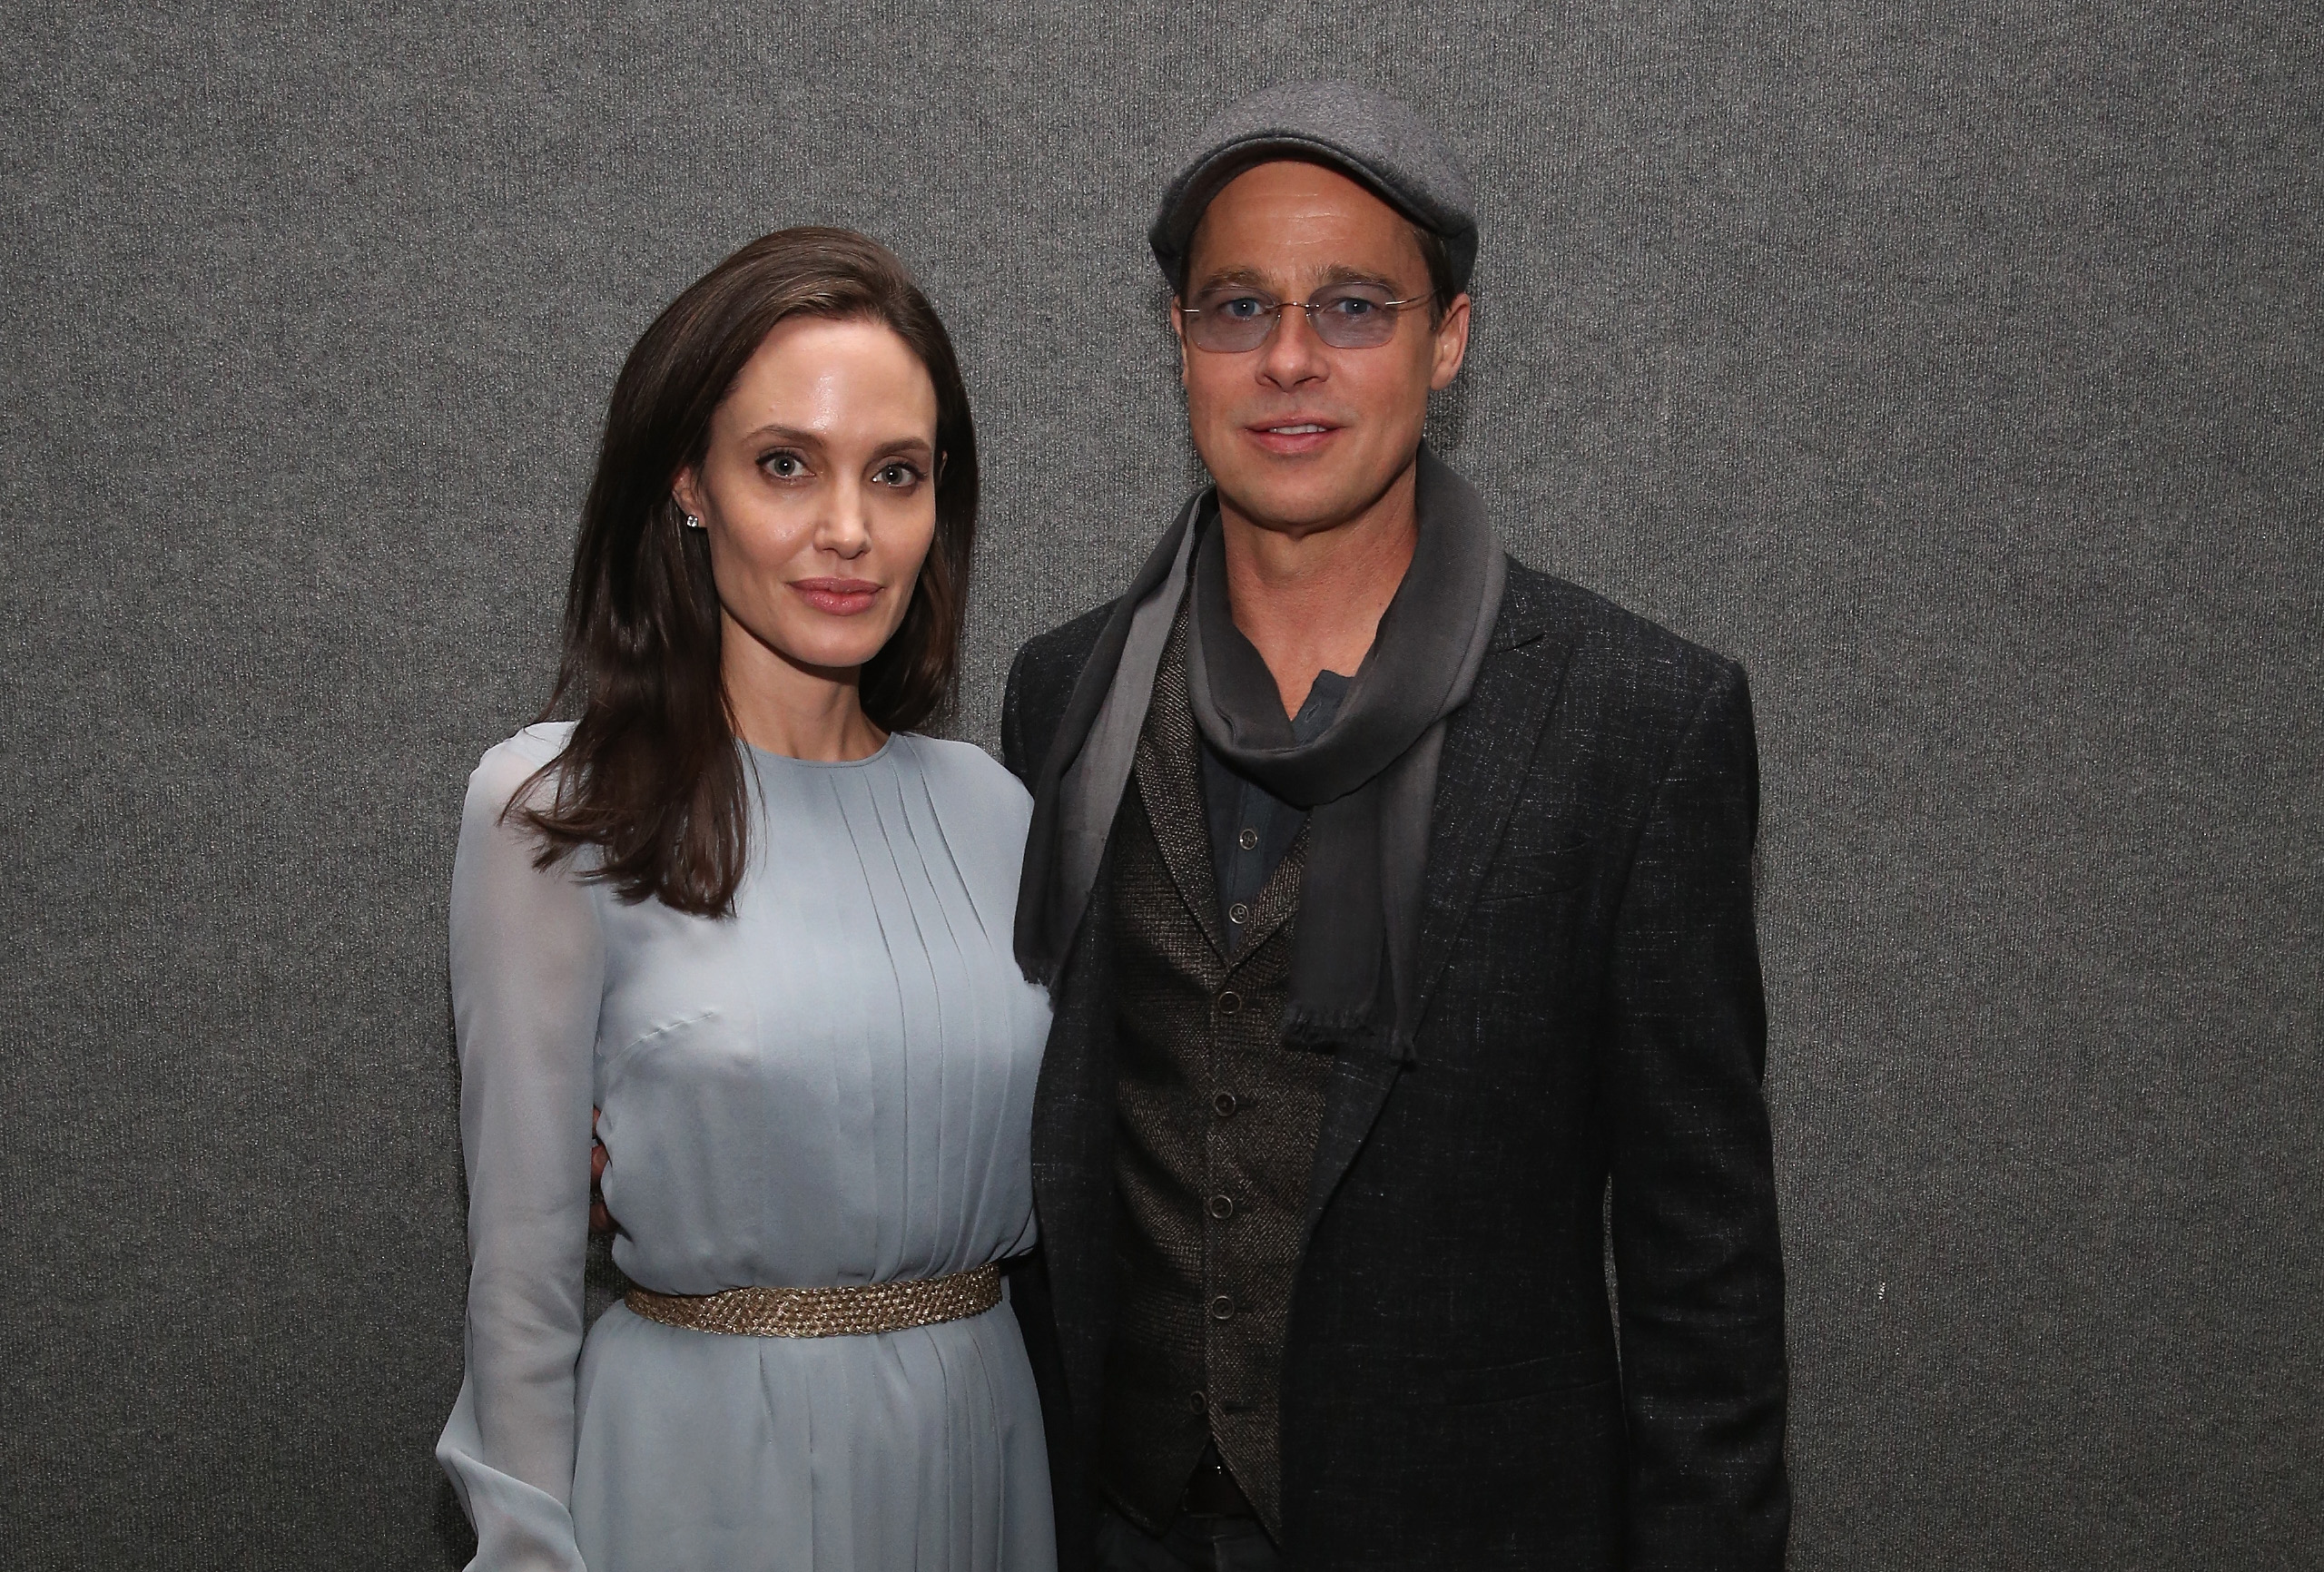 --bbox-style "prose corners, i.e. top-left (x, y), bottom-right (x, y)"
top-left (1015, 446), bottom-right (1506, 1060)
